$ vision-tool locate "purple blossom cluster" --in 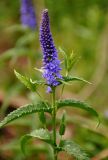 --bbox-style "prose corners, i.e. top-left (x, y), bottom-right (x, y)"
top-left (40, 9), bottom-right (62, 92)
top-left (20, 0), bottom-right (36, 29)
